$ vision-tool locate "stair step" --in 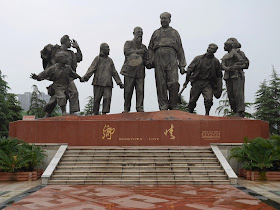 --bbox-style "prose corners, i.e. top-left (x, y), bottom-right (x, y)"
top-left (66, 148), bottom-right (211, 150)
top-left (61, 157), bottom-right (217, 161)
top-left (58, 162), bottom-right (220, 166)
top-left (48, 179), bottom-right (230, 185)
top-left (51, 174), bottom-right (228, 180)
top-left (53, 170), bottom-right (225, 174)
top-left (65, 149), bottom-right (212, 153)
top-left (63, 154), bottom-right (215, 158)
top-left (65, 151), bottom-right (213, 155)
top-left (61, 161), bottom-right (218, 164)
top-left (67, 146), bottom-right (211, 149)
top-left (51, 177), bottom-right (228, 181)
top-left (61, 157), bottom-right (217, 159)
top-left (52, 174), bottom-right (227, 177)
top-left (56, 165), bottom-right (222, 169)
